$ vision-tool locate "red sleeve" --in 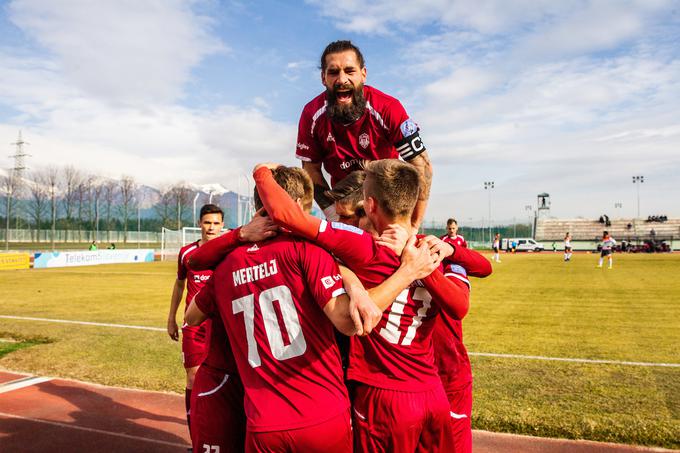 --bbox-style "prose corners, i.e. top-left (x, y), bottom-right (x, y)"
top-left (295, 106), bottom-right (322, 163)
top-left (253, 167), bottom-right (321, 240)
top-left (315, 220), bottom-right (376, 268)
top-left (445, 245), bottom-right (492, 278)
top-left (177, 247), bottom-right (187, 280)
top-left (299, 241), bottom-right (346, 309)
top-left (194, 275), bottom-right (217, 316)
top-left (422, 269), bottom-right (470, 320)
top-left (188, 228), bottom-right (242, 271)
top-left (462, 237), bottom-right (468, 248)
top-left (385, 98), bottom-right (411, 144)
